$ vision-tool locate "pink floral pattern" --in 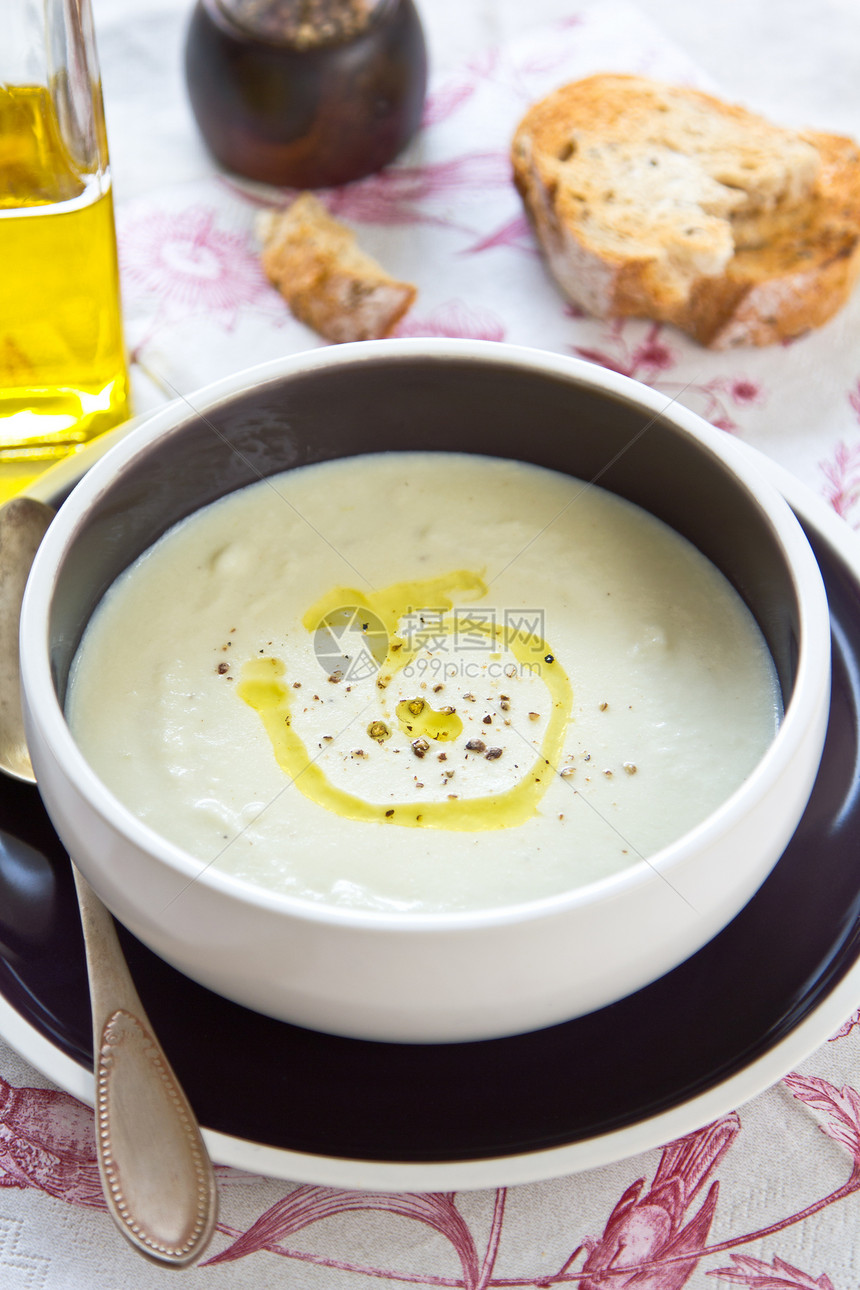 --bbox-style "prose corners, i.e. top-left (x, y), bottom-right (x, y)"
top-left (422, 79), bottom-right (479, 128)
top-left (711, 1255), bottom-right (836, 1290)
top-left (782, 1074), bottom-right (860, 1177)
top-left (463, 212), bottom-right (536, 255)
top-left (4, 1069), bottom-right (860, 1283)
top-left (571, 320), bottom-right (768, 432)
top-left (118, 204), bottom-right (275, 326)
top-left (395, 299), bottom-right (506, 341)
top-left (234, 153), bottom-right (515, 231)
top-left (830, 1008), bottom-right (860, 1041)
top-left (575, 1116), bottom-right (739, 1289)
top-left (819, 440), bottom-right (860, 527)
top-left (0, 1078), bottom-right (105, 1207)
